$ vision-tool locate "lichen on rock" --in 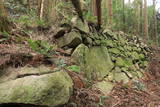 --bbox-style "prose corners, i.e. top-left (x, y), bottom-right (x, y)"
top-left (0, 71), bottom-right (73, 107)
